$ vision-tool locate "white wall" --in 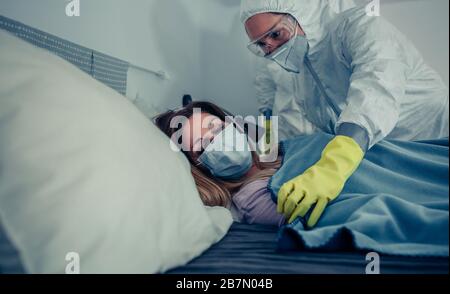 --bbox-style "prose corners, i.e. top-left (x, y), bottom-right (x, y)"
top-left (195, 0), bottom-right (260, 116)
top-left (380, 0), bottom-right (449, 86)
top-left (0, 0), bottom-right (206, 117)
top-left (0, 0), bottom-right (448, 118)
